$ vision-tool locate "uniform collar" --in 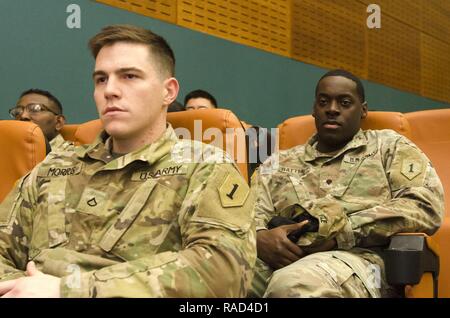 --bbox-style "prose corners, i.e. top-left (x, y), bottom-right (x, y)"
top-left (303, 129), bottom-right (368, 162)
top-left (75, 124), bottom-right (179, 169)
top-left (49, 134), bottom-right (66, 150)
